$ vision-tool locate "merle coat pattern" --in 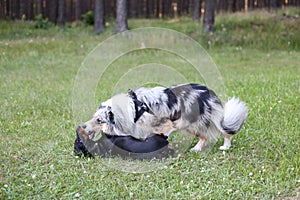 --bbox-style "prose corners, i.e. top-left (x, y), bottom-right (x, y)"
top-left (82, 83), bottom-right (248, 151)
